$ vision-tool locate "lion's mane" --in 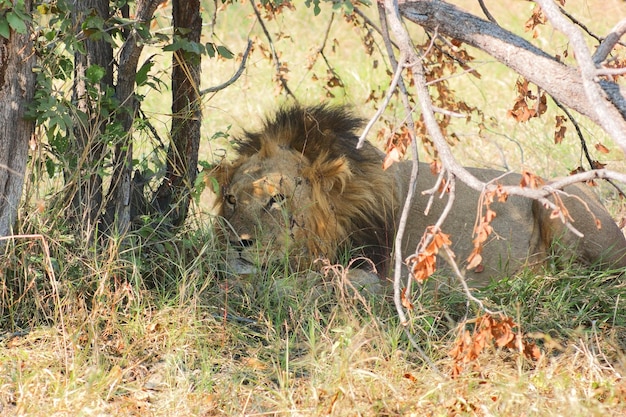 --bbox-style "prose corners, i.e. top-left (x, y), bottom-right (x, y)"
top-left (216, 104), bottom-right (402, 269)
